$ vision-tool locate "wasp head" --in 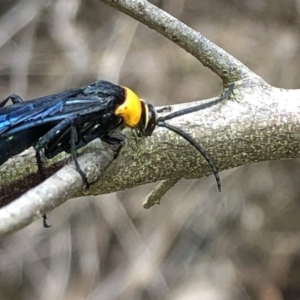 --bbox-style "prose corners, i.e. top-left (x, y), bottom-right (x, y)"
top-left (114, 87), bottom-right (158, 136)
